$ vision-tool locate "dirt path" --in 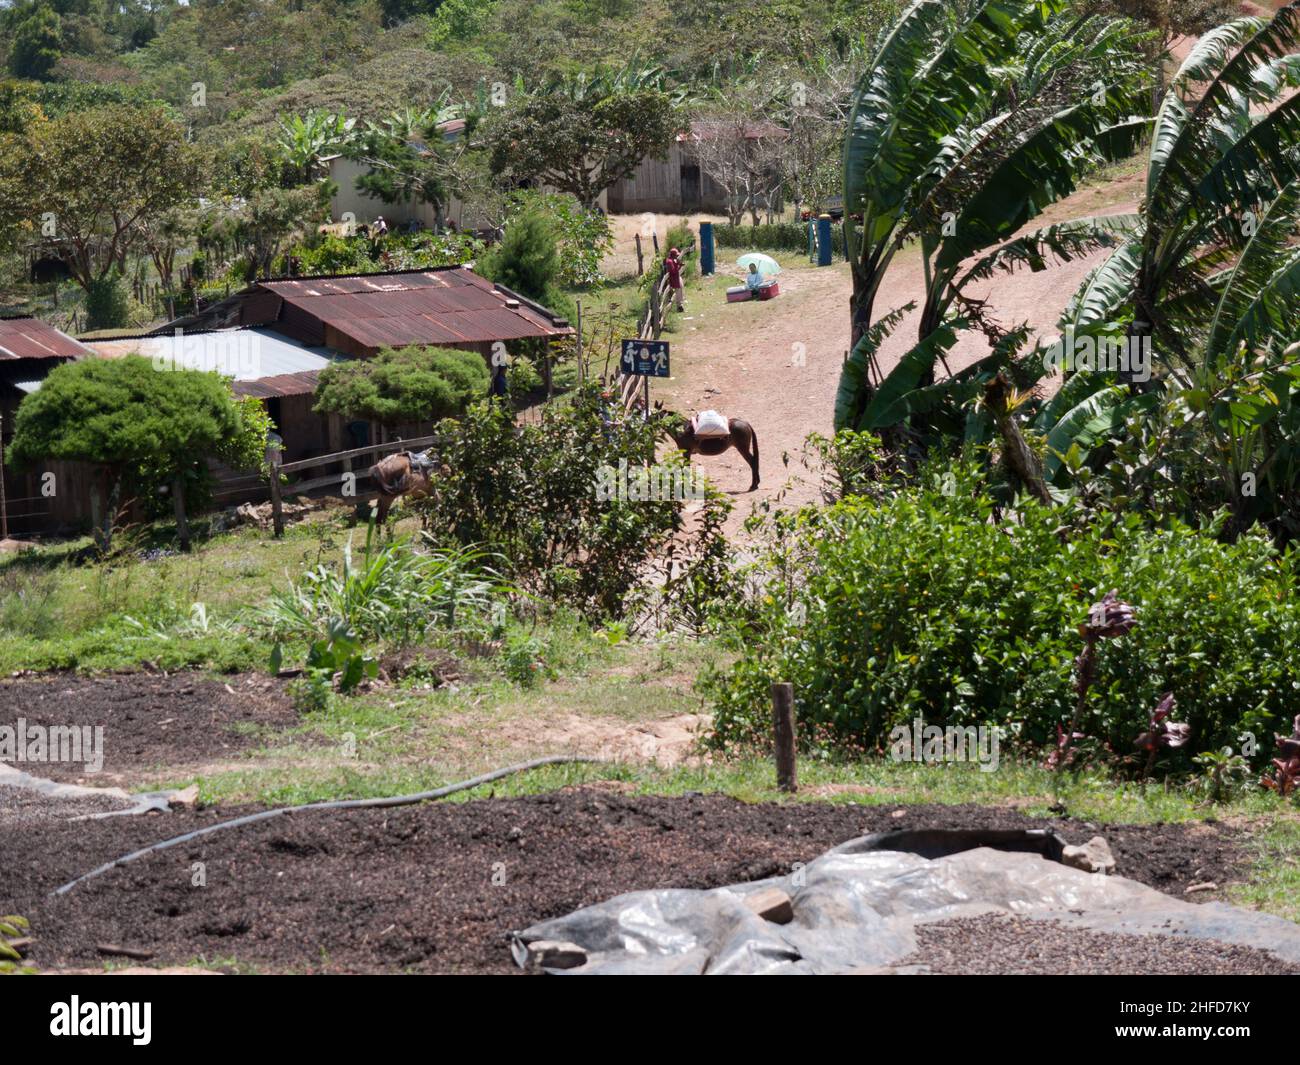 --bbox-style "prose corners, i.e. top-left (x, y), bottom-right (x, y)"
top-left (623, 170), bottom-right (1144, 534)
